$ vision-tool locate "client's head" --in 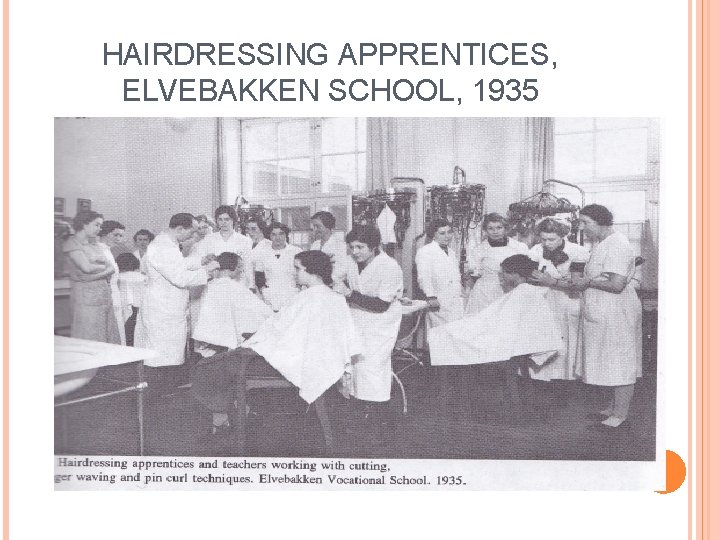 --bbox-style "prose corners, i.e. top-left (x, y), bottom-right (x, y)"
top-left (116, 252), bottom-right (140, 273)
top-left (294, 250), bottom-right (333, 287)
top-left (215, 252), bottom-right (240, 278)
top-left (499, 254), bottom-right (538, 292)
